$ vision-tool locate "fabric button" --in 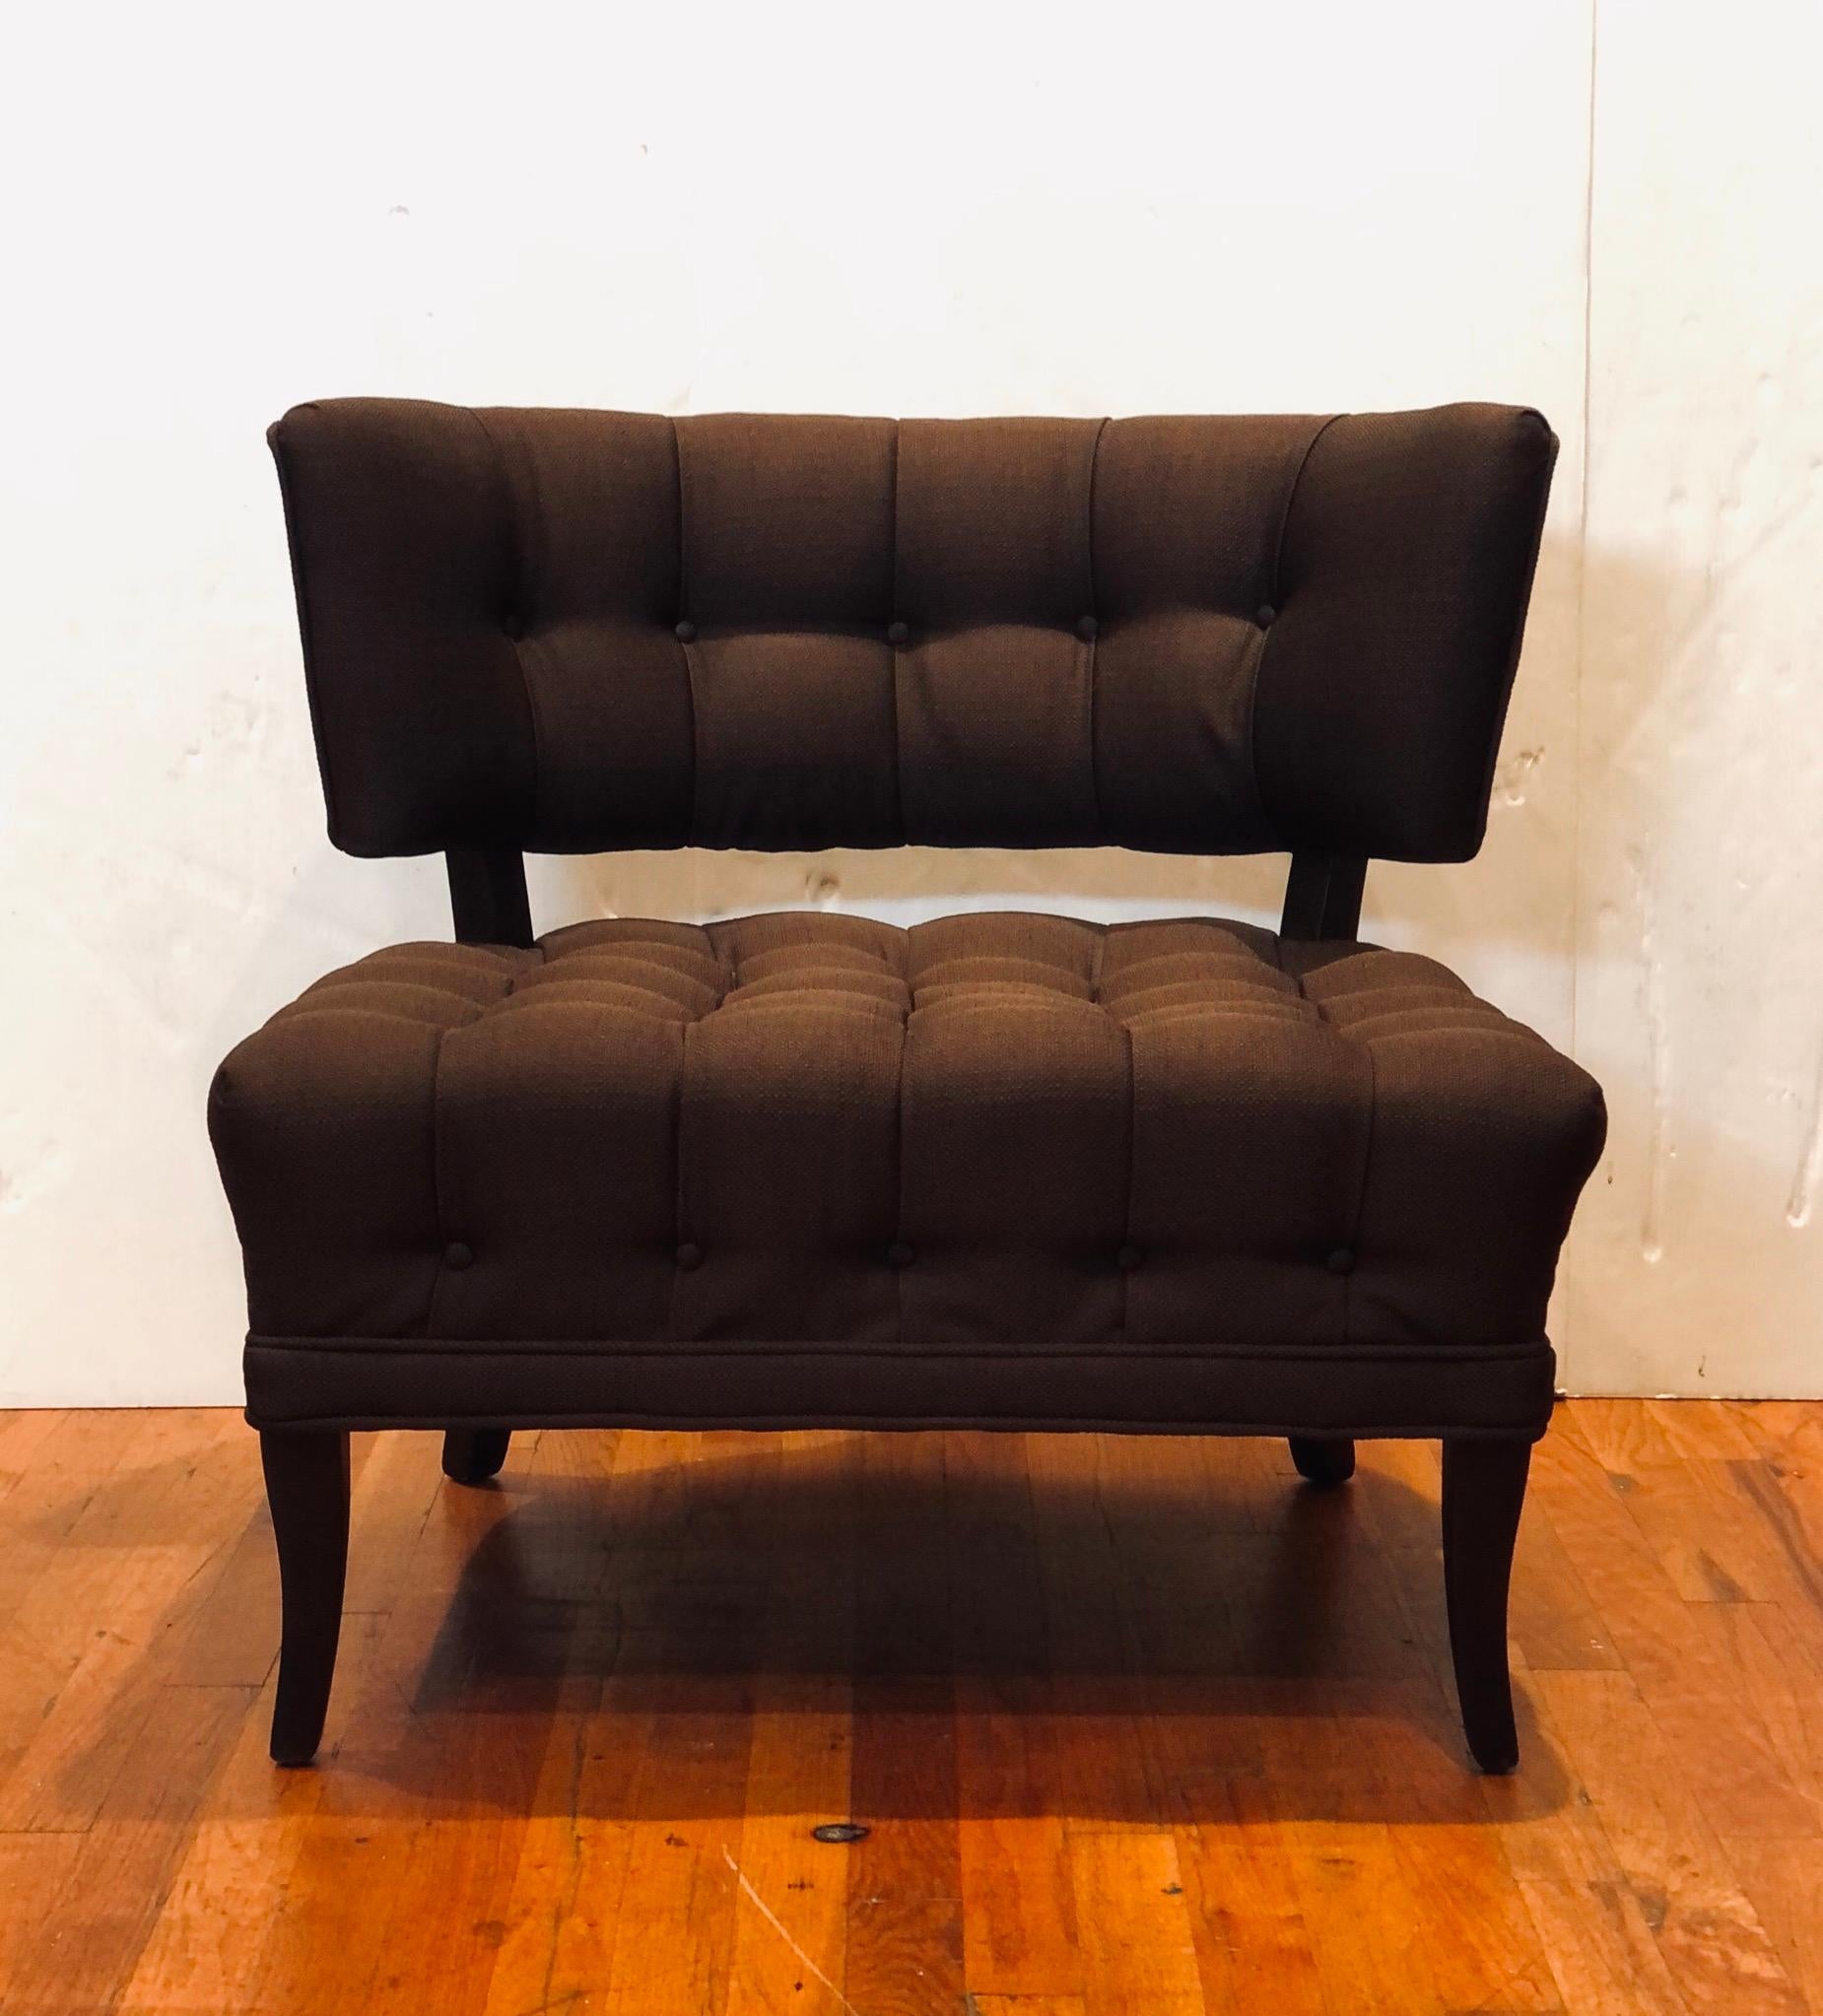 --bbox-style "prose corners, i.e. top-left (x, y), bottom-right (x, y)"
top-left (502, 613), bottom-right (523, 641)
top-left (886, 1242), bottom-right (915, 1269)
top-left (1255, 602), bottom-right (1277, 629)
top-left (1116, 1243), bottom-right (1145, 1271)
top-left (444, 1241), bottom-right (474, 1271)
top-left (1075, 614), bottom-right (1099, 641)
top-left (886, 620), bottom-right (910, 645)
top-left (675, 1241), bottom-right (704, 1271)
top-left (674, 620), bottom-right (697, 643)
top-left (1325, 1245), bottom-right (1356, 1275)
